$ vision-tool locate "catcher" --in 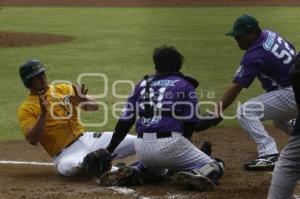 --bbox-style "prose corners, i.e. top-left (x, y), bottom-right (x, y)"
top-left (83, 46), bottom-right (224, 191)
top-left (17, 59), bottom-right (136, 177)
